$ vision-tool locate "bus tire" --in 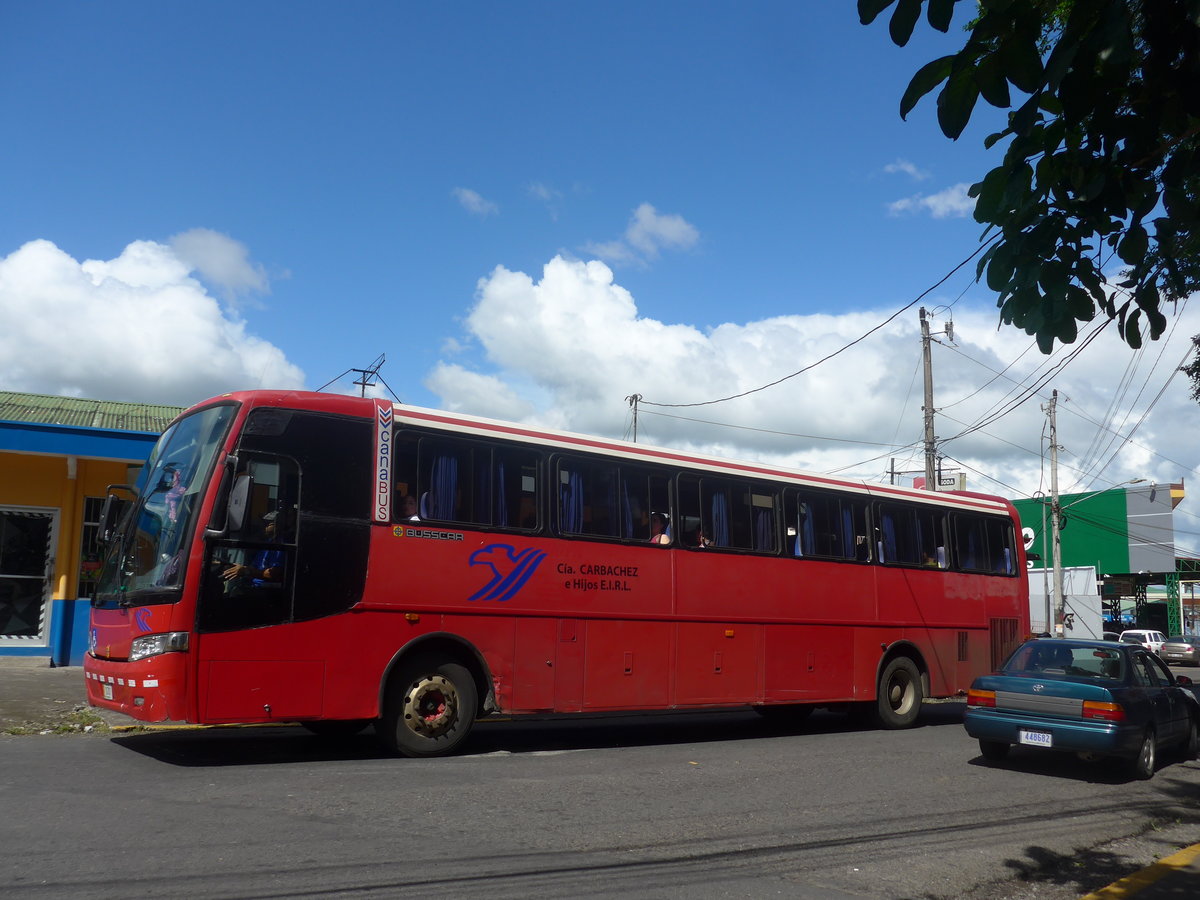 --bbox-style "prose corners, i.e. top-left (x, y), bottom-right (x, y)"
top-left (874, 656), bottom-right (923, 729)
top-left (300, 719), bottom-right (372, 738)
top-left (381, 657), bottom-right (477, 758)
